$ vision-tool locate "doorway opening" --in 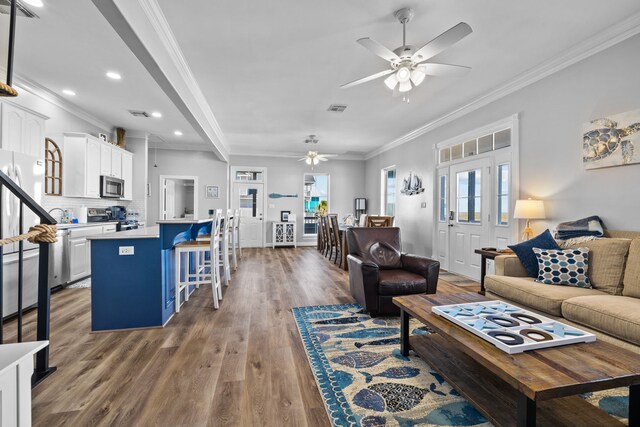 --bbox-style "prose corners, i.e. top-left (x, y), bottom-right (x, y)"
top-left (160, 175), bottom-right (198, 220)
top-left (434, 115), bottom-right (519, 280)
